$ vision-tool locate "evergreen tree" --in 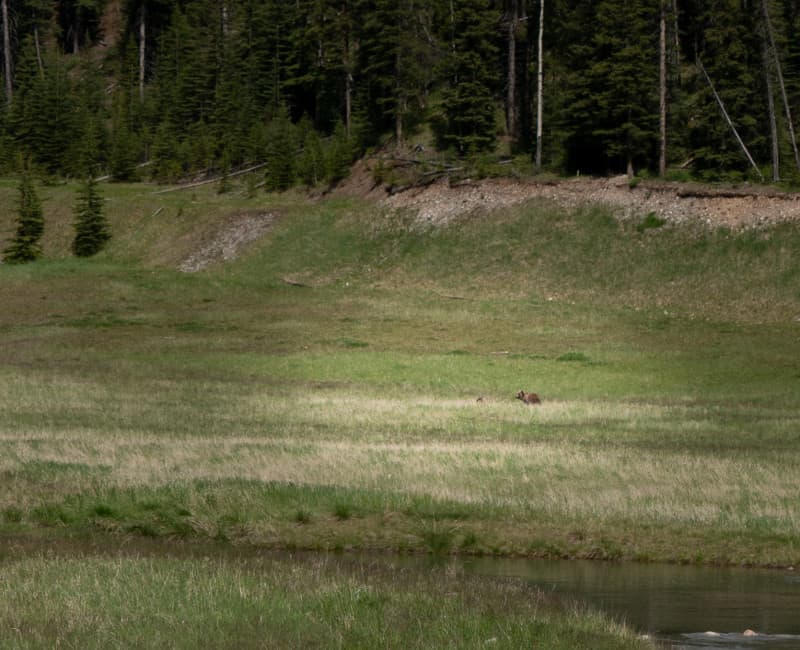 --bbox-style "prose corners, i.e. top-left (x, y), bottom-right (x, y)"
top-left (243, 0), bottom-right (302, 116)
top-left (297, 117), bottom-right (325, 186)
top-left (438, 0), bottom-right (501, 154)
top-left (687, 0), bottom-right (766, 179)
top-left (0, 105), bottom-right (13, 171)
top-left (173, 1), bottom-right (221, 129)
top-left (2, 0), bottom-right (11, 103)
top-left (213, 37), bottom-right (258, 167)
top-left (9, 38), bottom-right (78, 173)
top-left (72, 59), bottom-right (110, 177)
top-left (357, 0), bottom-right (437, 147)
top-left (57, 0), bottom-right (107, 54)
top-left (0, 0), bottom-right (798, 182)
top-left (110, 94), bottom-right (140, 181)
top-left (72, 175), bottom-right (110, 257)
top-left (781, 0), bottom-right (800, 111)
top-left (150, 119), bottom-right (181, 181)
top-left (3, 172), bottom-right (44, 264)
top-left (324, 119), bottom-right (355, 183)
top-left (590, 0), bottom-right (660, 175)
top-left (264, 107), bottom-right (297, 191)
top-left (122, 0), bottom-right (175, 86)
top-left (555, 0), bottom-right (659, 174)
